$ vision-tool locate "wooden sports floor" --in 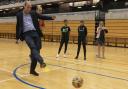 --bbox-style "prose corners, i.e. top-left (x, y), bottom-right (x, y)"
top-left (0, 38), bottom-right (128, 89)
